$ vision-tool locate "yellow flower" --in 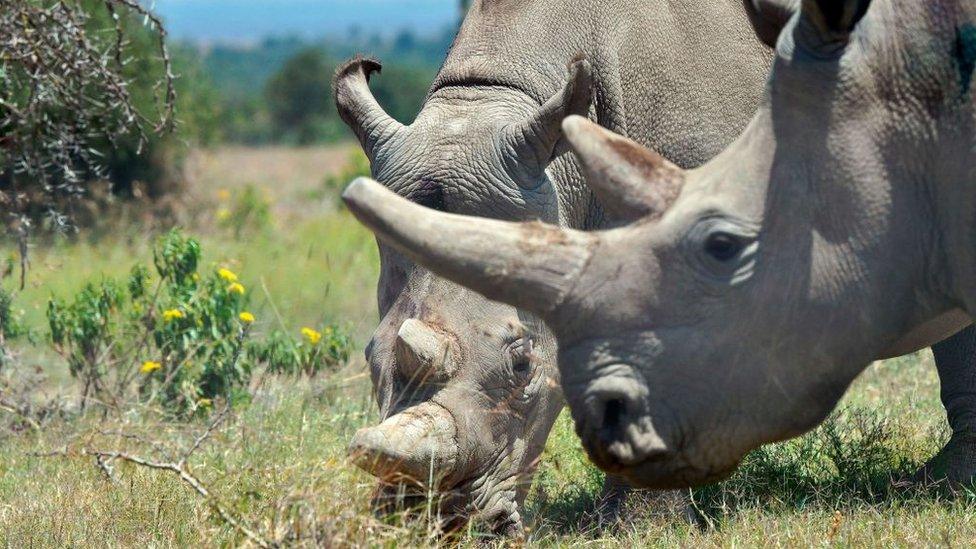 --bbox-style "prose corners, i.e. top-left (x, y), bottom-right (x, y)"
top-left (197, 398), bottom-right (213, 408)
top-left (217, 268), bottom-right (238, 282)
top-left (301, 327), bottom-right (322, 345)
top-left (216, 208), bottom-right (231, 221)
top-left (239, 311), bottom-right (255, 324)
top-left (140, 361), bottom-right (162, 374)
top-left (227, 282), bottom-right (245, 295)
top-left (216, 188), bottom-right (231, 201)
top-left (162, 309), bottom-right (185, 322)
